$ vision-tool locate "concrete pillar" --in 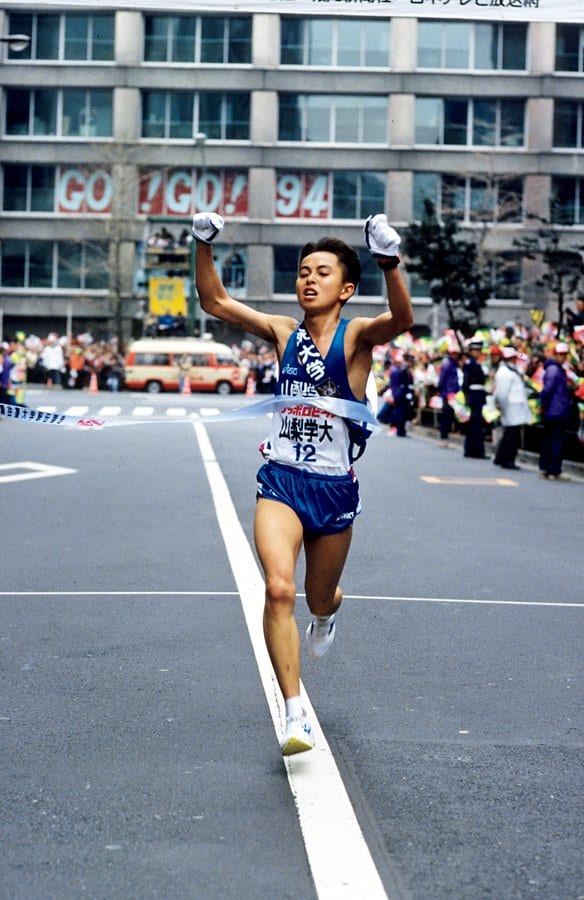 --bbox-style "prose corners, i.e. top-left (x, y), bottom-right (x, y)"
top-left (248, 167), bottom-right (276, 220)
top-left (392, 17), bottom-right (417, 71)
top-left (116, 11), bottom-right (143, 66)
top-left (113, 88), bottom-right (141, 142)
top-left (247, 245), bottom-right (272, 299)
top-left (253, 14), bottom-right (279, 68)
top-left (251, 91), bottom-right (278, 144)
top-left (528, 22), bottom-right (555, 74)
top-left (390, 94), bottom-right (415, 147)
